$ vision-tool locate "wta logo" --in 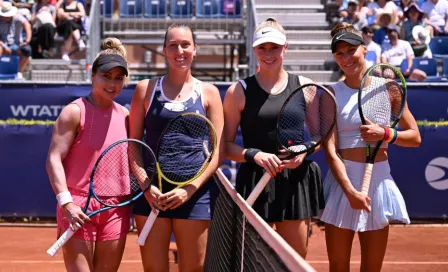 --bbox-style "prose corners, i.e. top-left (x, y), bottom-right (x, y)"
top-left (425, 157), bottom-right (448, 190)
